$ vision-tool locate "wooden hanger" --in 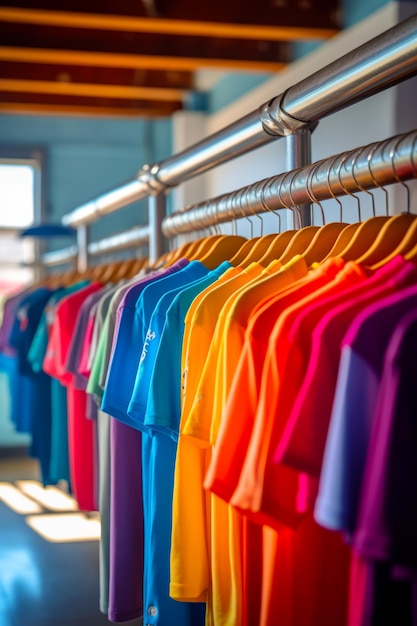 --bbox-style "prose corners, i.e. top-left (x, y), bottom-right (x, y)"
top-left (293, 159), bottom-right (350, 265)
top-left (369, 214), bottom-right (417, 268)
top-left (228, 237), bottom-right (261, 265)
top-left (234, 234), bottom-right (278, 267)
top-left (160, 234), bottom-right (224, 267)
top-left (321, 222), bottom-right (362, 260)
top-left (187, 234), bottom-right (227, 261)
top-left (250, 230), bottom-right (298, 266)
top-left (362, 145), bottom-right (417, 267)
top-left (197, 235), bottom-right (248, 269)
top-left (277, 225), bottom-right (320, 264)
top-left (302, 222), bottom-right (349, 266)
top-left (355, 212), bottom-right (417, 267)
